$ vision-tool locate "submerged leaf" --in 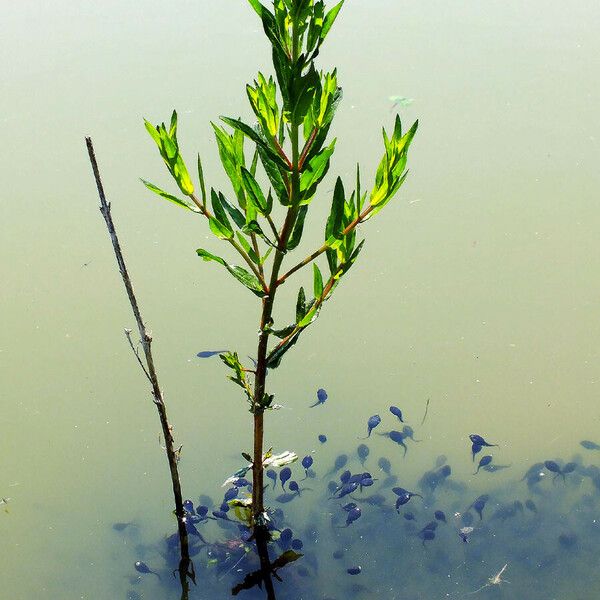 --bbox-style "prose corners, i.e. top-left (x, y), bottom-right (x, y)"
top-left (271, 550), bottom-right (303, 571)
top-left (232, 570), bottom-right (263, 596)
